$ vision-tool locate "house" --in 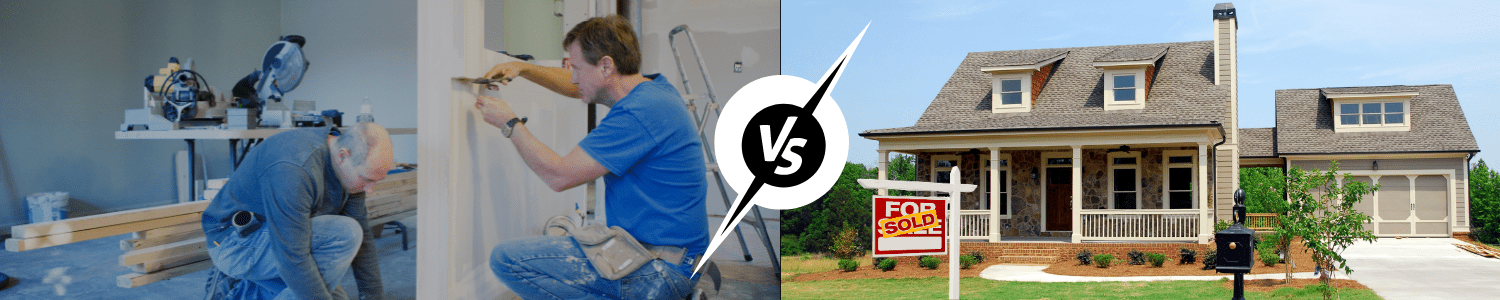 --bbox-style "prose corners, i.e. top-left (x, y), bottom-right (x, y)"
top-left (859, 3), bottom-right (1479, 244)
